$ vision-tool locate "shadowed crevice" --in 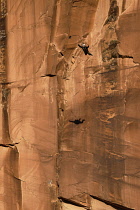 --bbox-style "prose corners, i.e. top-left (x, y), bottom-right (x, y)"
top-left (0, 142), bottom-right (19, 148)
top-left (104, 0), bottom-right (119, 25)
top-left (58, 196), bottom-right (88, 209)
top-left (122, 0), bottom-right (126, 12)
top-left (90, 195), bottom-right (135, 210)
